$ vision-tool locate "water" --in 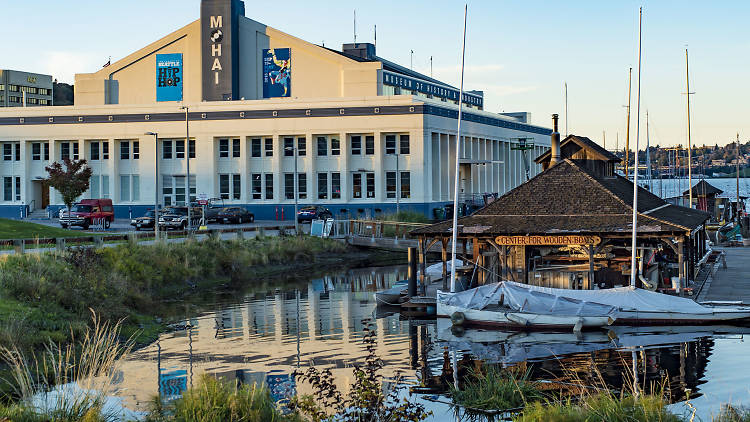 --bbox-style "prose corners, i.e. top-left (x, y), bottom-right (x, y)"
top-left (647, 177), bottom-right (750, 204)
top-left (109, 264), bottom-right (750, 421)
